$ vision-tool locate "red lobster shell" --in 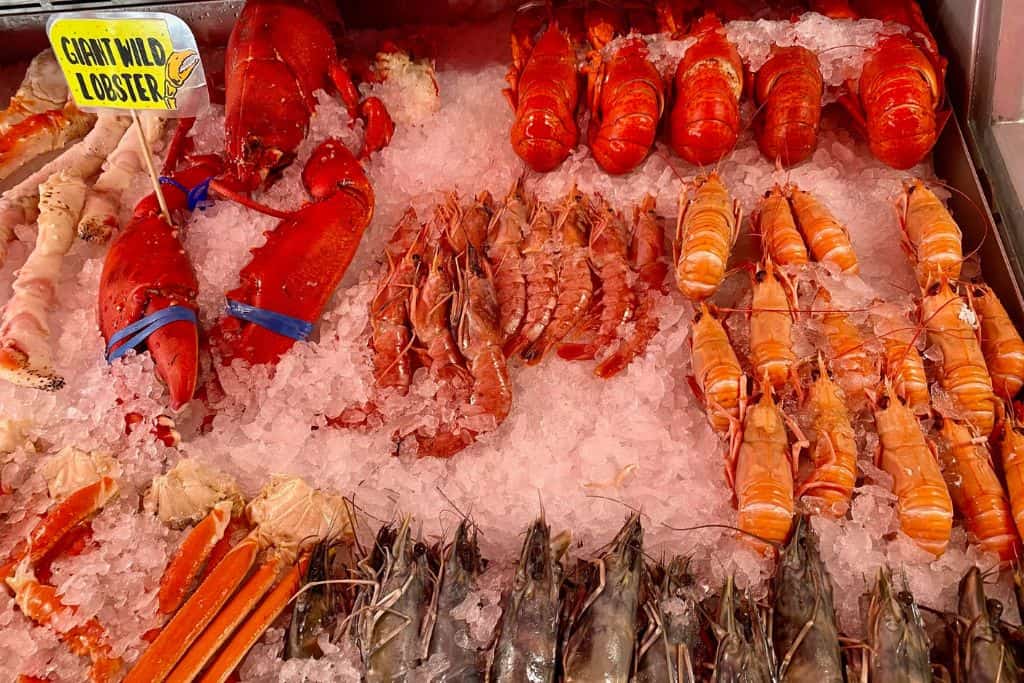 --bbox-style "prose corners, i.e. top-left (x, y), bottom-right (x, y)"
top-left (669, 14), bottom-right (743, 166)
top-left (223, 0), bottom-right (343, 191)
top-left (587, 37), bottom-right (665, 175)
top-left (506, 24), bottom-right (580, 173)
top-left (210, 139), bottom-right (374, 366)
top-left (754, 46), bottom-right (823, 166)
